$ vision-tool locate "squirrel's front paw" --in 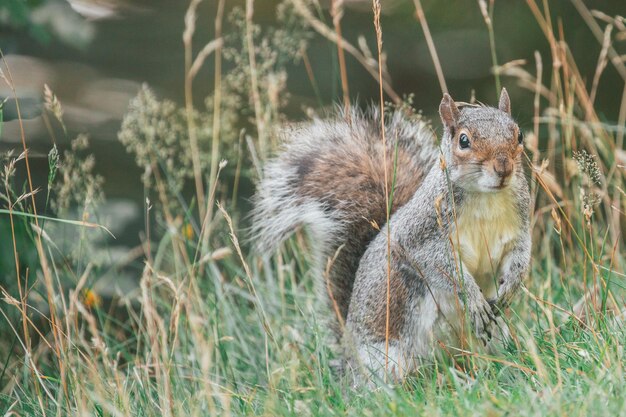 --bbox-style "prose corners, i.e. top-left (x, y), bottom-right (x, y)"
top-left (495, 280), bottom-right (521, 313)
top-left (469, 299), bottom-right (498, 346)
